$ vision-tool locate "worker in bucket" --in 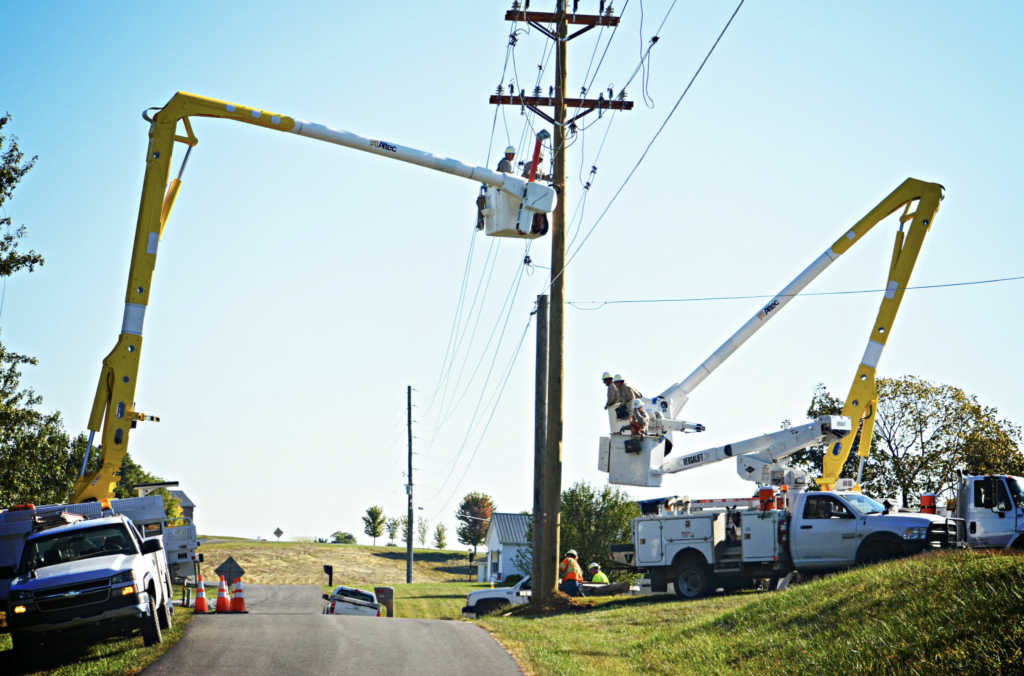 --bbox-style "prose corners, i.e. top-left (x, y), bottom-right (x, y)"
top-left (612, 374), bottom-right (643, 420)
top-left (558, 550), bottom-right (585, 596)
top-left (602, 371), bottom-right (618, 410)
top-left (629, 399), bottom-right (649, 437)
top-left (497, 145), bottom-right (516, 173)
top-left (522, 152), bottom-right (545, 179)
top-left (588, 563), bottom-right (610, 584)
